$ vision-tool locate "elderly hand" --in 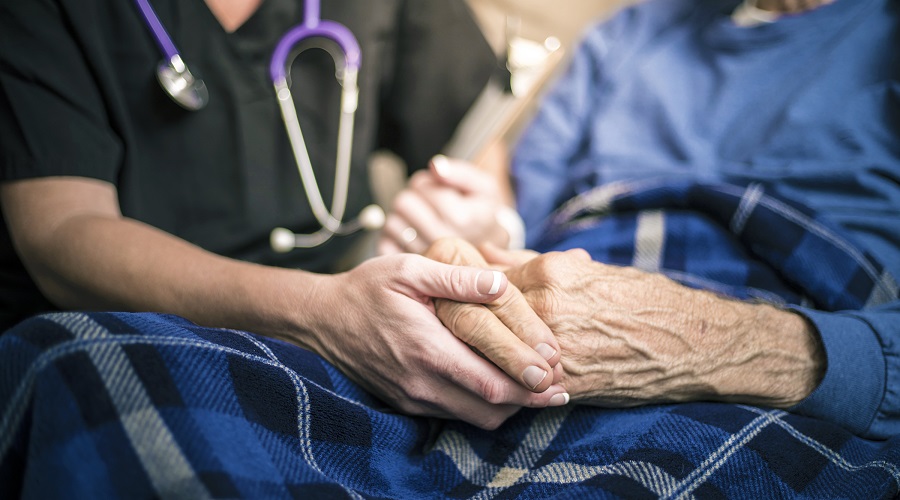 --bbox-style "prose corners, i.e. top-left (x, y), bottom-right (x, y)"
top-left (378, 156), bottom-right (515, 255)
top-left (298, 252), bottom-right (568, 430)
top-left (437, 243), bottom-right (826, 409)
top-left (423, 239), bottom-right (566, 397)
